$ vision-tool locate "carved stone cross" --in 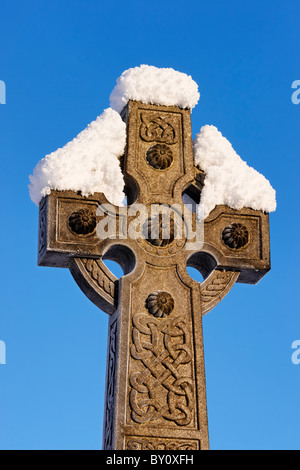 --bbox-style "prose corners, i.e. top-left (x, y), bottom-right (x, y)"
top-left (38, 100), bottom-right (270, 450)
